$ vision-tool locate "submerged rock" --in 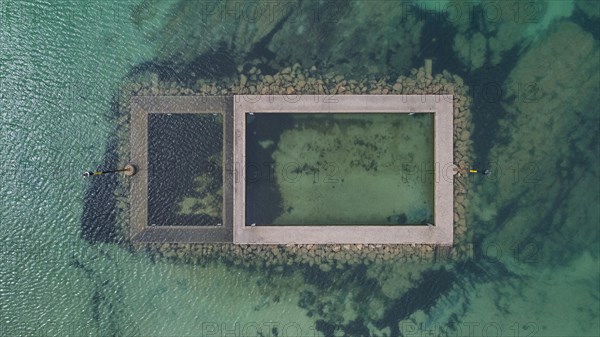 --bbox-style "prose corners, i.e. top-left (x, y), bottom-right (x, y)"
top-left (481, 21), bottom-right (599, 266)
top-left (576, 0), bottom-right (600, 19)
top-left (113, 59), bottom-right (475, 267)
top-left (267, 1), bottom-right (424, 76)
top-left (133, 0), bottom-right (291, 64)
top-left (453, 32), bottom-right (487, 70)
top-left (448, 0), bottom-right (575, 70)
